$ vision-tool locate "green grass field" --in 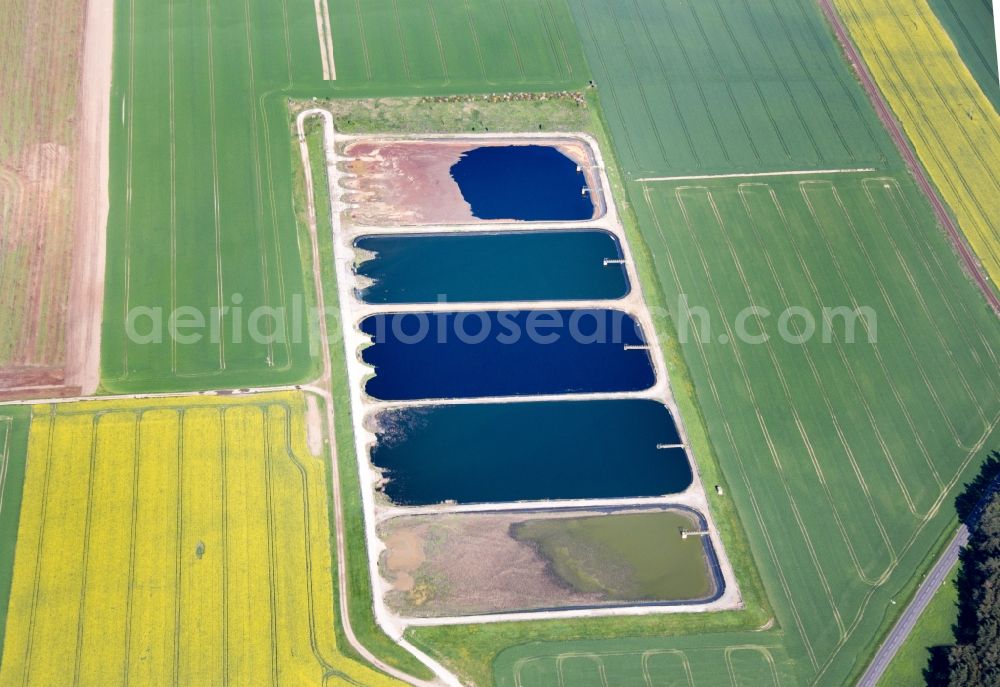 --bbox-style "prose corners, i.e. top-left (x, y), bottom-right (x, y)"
top-left (474, 4), bottom-right (1000, 685)
top-left (568, 0), bottom-right (896, 176)
top-left (486, 170), bottom-right (1000, 687)
top-left (101, 0), bottom-right (588, 393)
top-left (101, 1), bottom-right (1000, 685)
top-left (877, 564), bottom-right (959, 687)
top-left (926, 0), bottom-right (1000, 112)
top-left (631, 173), bottom-right (999, 684)
top-left (329, 0), bottom-right (590, 93)
top-left (495, 632), bottom-right (797, 687)
top-left (101, 0), bottom-right (325, 391)
top-left (0, 408), bottom-right (29, 656)
top-left (309, 88), bottom-right (1000, 685)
